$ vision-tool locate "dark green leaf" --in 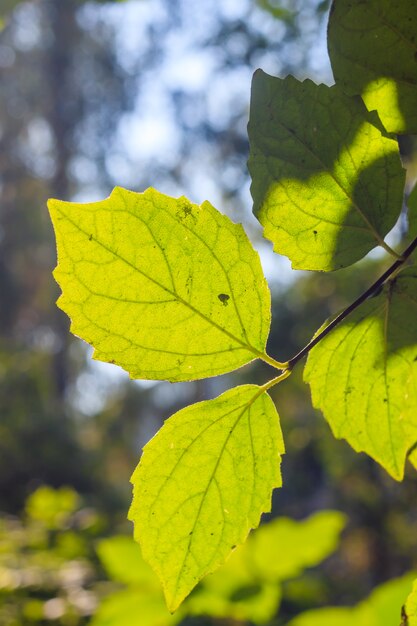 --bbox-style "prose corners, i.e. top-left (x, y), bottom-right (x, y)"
top-left (328, 0), bottom-right (417, 134)
top-left (248, 72), bottom-right (404, 270)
